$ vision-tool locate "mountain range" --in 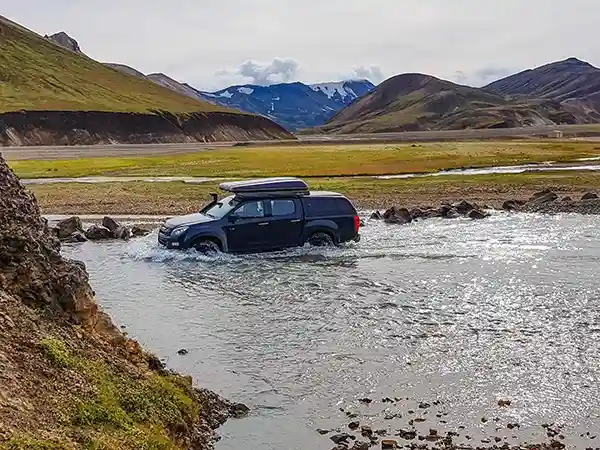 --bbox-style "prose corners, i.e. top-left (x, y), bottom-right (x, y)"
top-left (46, 32), bottom-right (375, 131)
top-left (318, 58), bottom-right (600, 134)
top-left (43, 31), bottom-right (600, 135)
